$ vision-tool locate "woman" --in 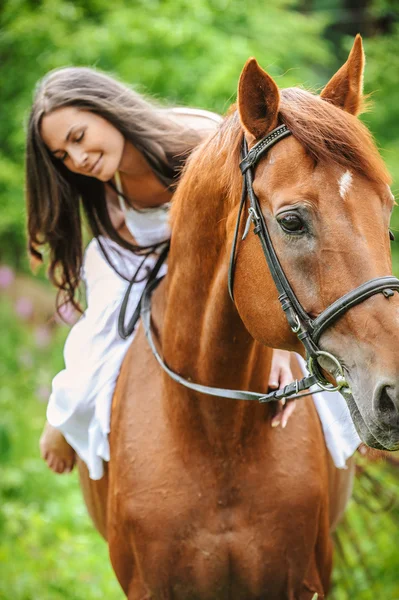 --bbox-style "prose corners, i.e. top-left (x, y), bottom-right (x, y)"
top-left (26, 67), bottom-right (297, 480)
